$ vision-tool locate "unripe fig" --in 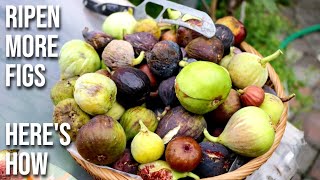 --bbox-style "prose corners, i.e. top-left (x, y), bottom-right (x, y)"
top-left (131, 121), bottom-right (164, 164)
top-left (105, 101), bottom-right (125, 121)
top-left (204, 106), bottom-right (275, 157)
top-left (82, 27), bottom-right (113, 53)
top-left (124, 32), bottom-right (158, 55)
top-left (50, 77), bottom-right (77, 105)
top-left (134, 18), bottom-right (161, 39)
top-left (185, 36), bottom-right (224, 64)
top-left (259, 93), bottom-right (284, 126)
top-left (239, 85), bottom-right (265, 107)
top-left (175, 61), bottom-right (232, 114)
top-left (227, 50), bottom-right (283, 89)
top-left (102, 40), bottom-right (144, 69)
top-left (219, 46), bottom-right (242, 68)
top-left (216, 16), bottom-right (247, 45)
top-left (74, 73), bottom-right (117, 115)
